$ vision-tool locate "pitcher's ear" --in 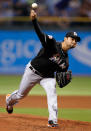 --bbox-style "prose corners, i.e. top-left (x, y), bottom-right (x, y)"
top-left (64, 37), bottom-right (67, 41)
